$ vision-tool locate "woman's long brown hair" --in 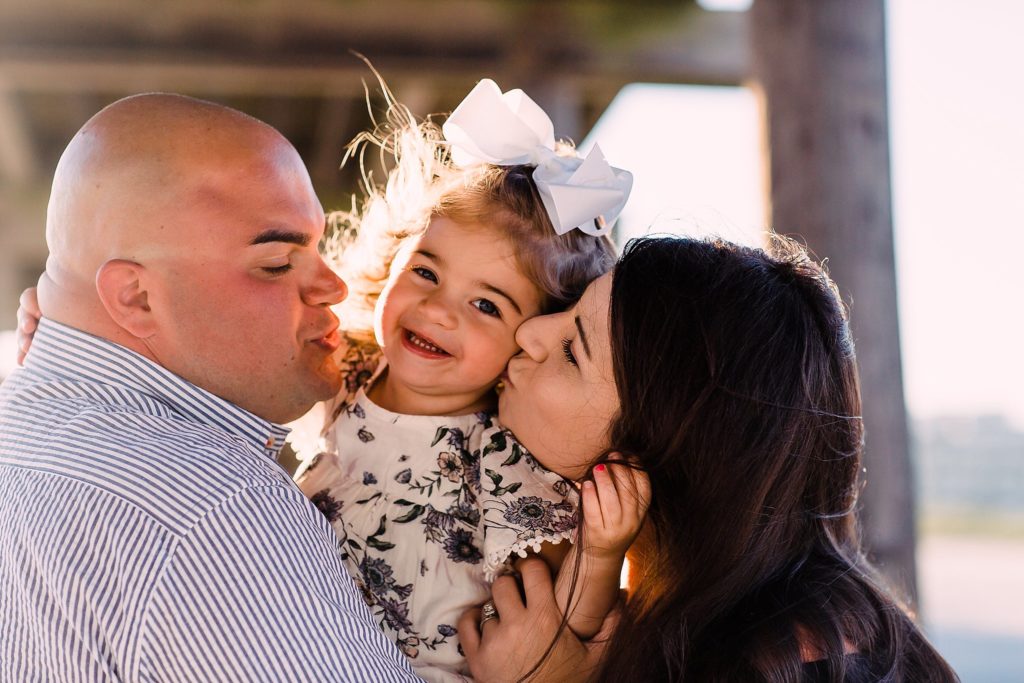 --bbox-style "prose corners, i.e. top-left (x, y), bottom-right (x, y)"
top-left (592, 236), bottom-right (957, 682)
